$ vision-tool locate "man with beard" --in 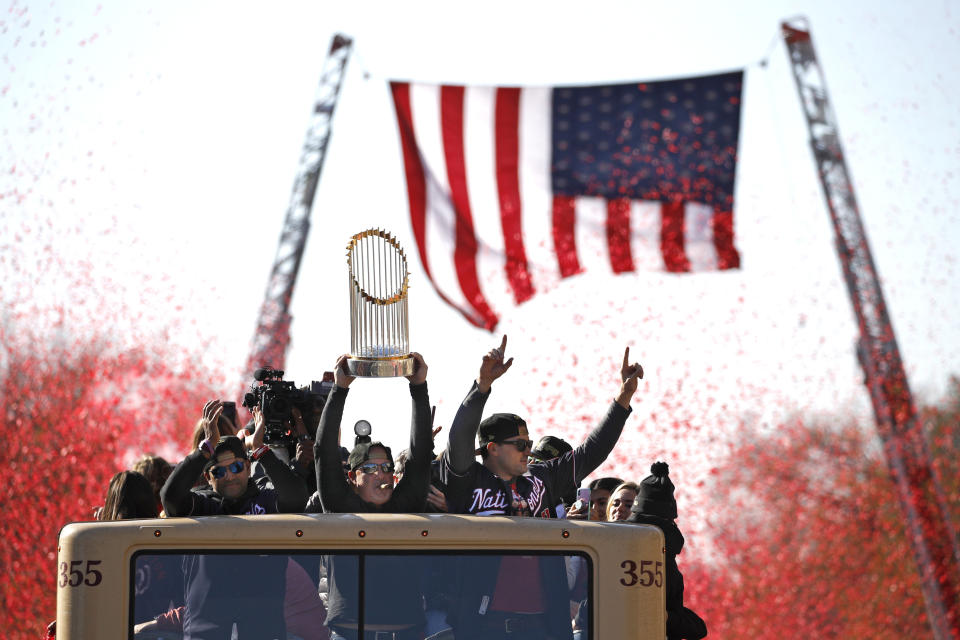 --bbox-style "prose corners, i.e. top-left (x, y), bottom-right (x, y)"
top-left (161, 400), bottom-right (309, 639)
